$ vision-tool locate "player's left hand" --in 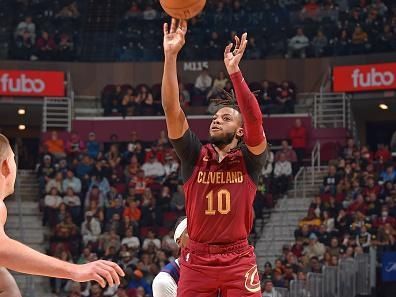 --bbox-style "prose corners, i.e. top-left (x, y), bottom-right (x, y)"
top-left (224, 32), bottom-right (248, 75)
